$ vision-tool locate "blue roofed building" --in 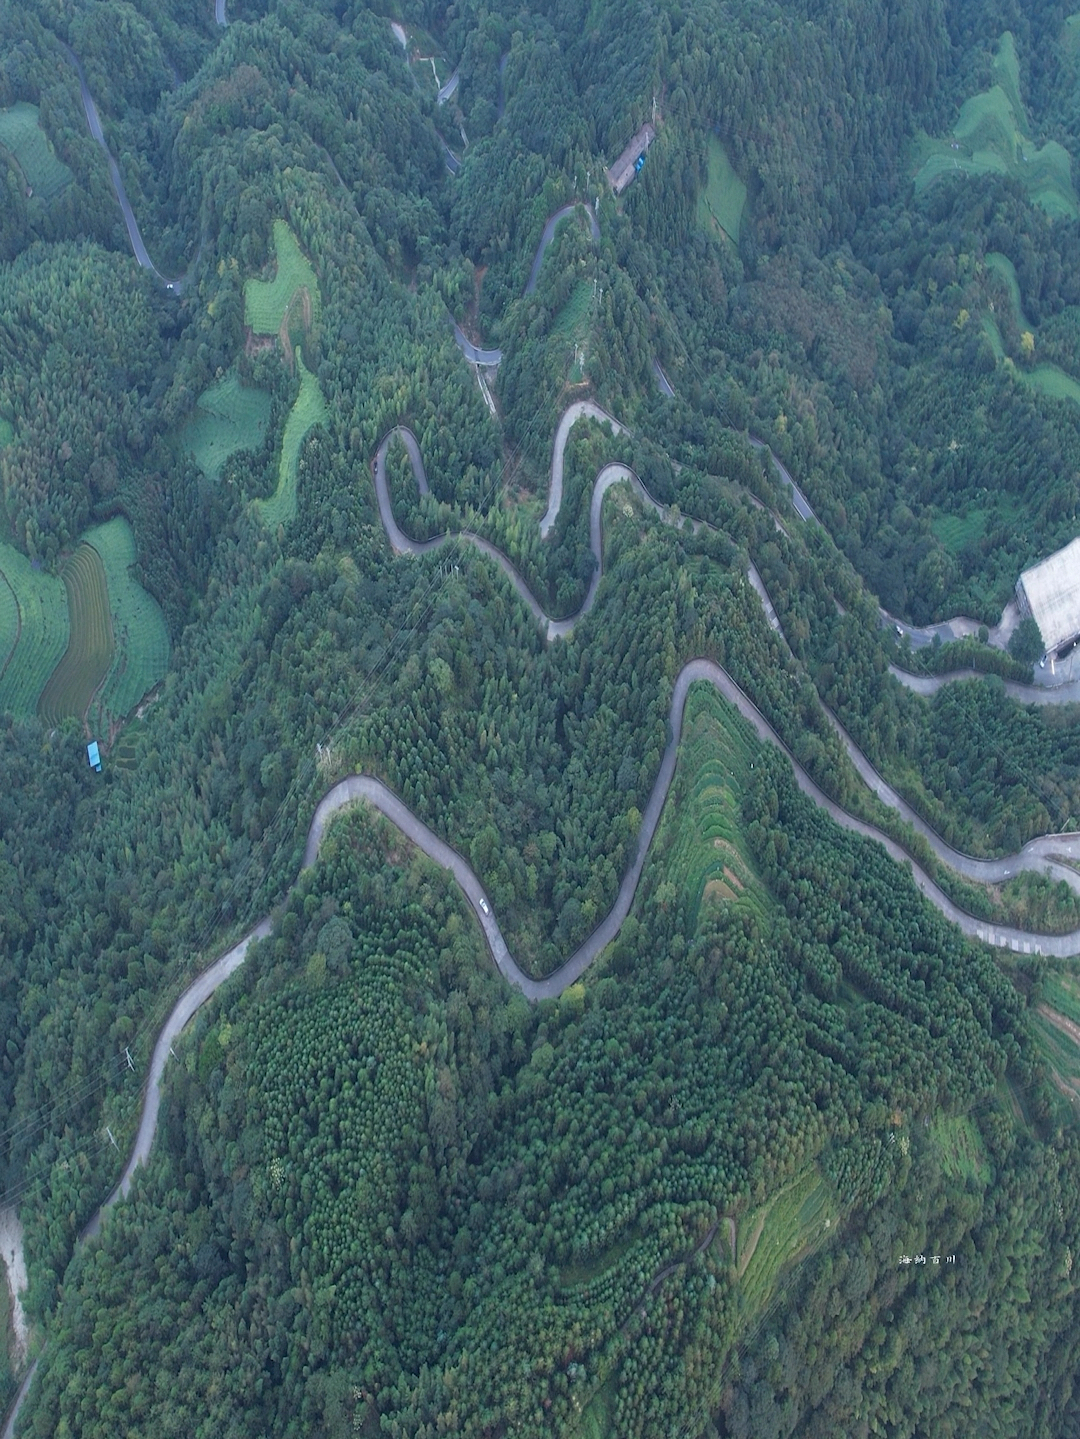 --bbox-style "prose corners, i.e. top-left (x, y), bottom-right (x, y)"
top-left (87, 741), bottom-right (102, 772)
